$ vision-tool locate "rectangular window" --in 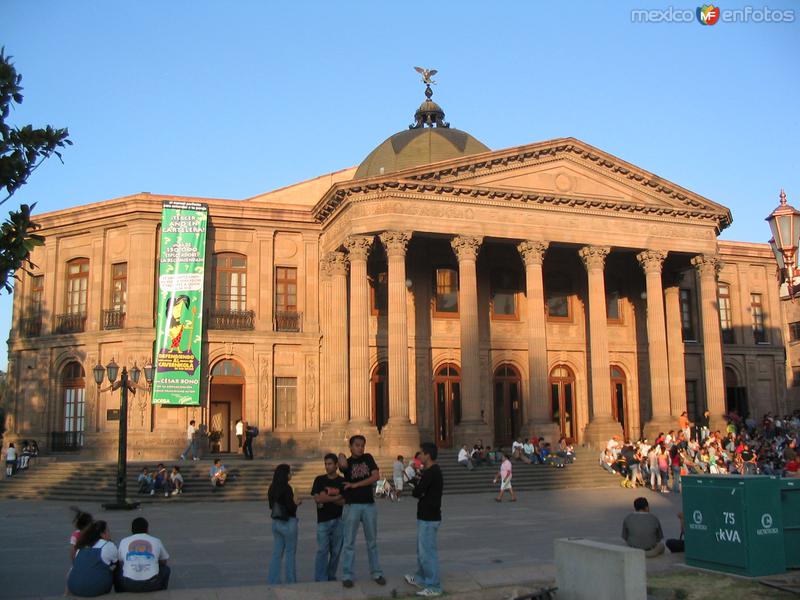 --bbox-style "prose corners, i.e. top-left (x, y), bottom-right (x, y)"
top-left (679, 289), bottom-right (696, 341)
top-left (433, 268), bottom-right (458, 316)
top-left (66, 259), bottom-right (89, 315)
top-left (750, 293), bottom-right (767, 344)
top-left (490, 269), bottom-right (518, 320)
top-left (685, 380), bottom-right (700, 422)
top-left (29, 274), bottom-right (44, 315)
top-left (275, 267), bottom-right (298, 312)
top-left (215, 254), bottom-right (247, 311)
top-left (793, 368), bottom-right (800, 388)
top-left (718, 284), bottom-right (734, 344)
top-left (370, 271), bottom-right (388, 316)
top-left (546, 292), bottom-right (570, 320)
top-left (111, 263), bottom-right (127, 313)
top-left (790, 321), bottom-right (800, 343)
top-left (274, 377), bottom-right (297, 430)
top-left (606, 290), bottom-right (621, 322)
